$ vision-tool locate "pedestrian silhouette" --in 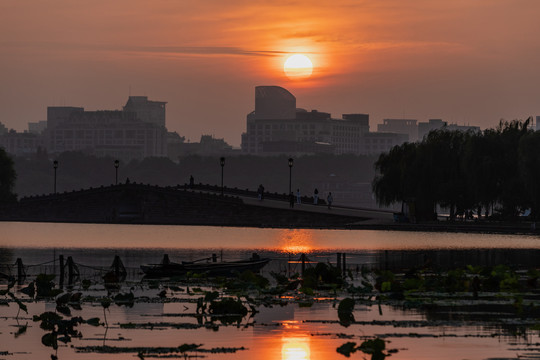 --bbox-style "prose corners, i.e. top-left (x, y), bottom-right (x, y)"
top-left (189, 175), bottom-right (194, 188)
top-left (296, 188), bottom-right (301, 204)
top-left (313, 188), bottom-right (319, 205)
top-left (289, 192), bottom-right (295, 208)
top-left (327, 192), bottom-right (333, 210)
